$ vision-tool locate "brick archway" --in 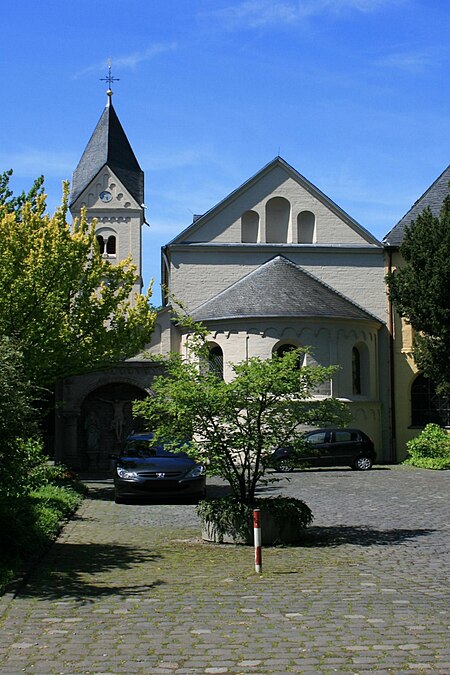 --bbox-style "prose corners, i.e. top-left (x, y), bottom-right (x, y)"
top-left (80, 382), bottom-right (148, 471)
